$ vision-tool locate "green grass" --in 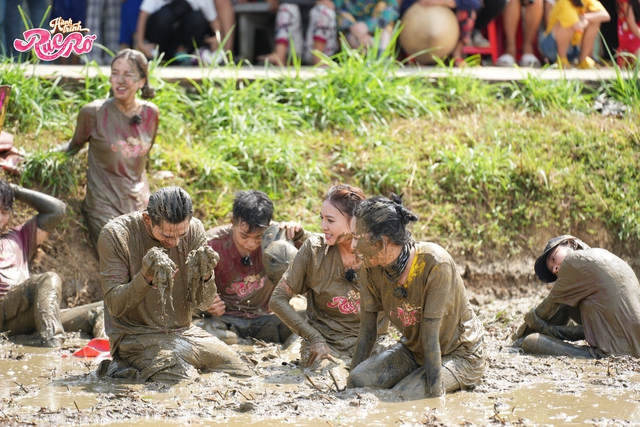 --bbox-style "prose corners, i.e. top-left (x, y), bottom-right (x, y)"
top-left (1, 42), bottom-right (639, 259)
